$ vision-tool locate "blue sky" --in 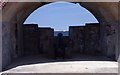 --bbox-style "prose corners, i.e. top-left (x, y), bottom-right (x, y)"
top-left (24, 1), bottom-right (98, 31)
